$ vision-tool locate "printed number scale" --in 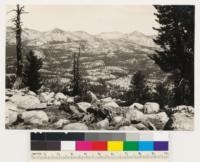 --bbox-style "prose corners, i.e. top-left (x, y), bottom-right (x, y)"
top-left (31, 151), bottom-right (169, 162)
